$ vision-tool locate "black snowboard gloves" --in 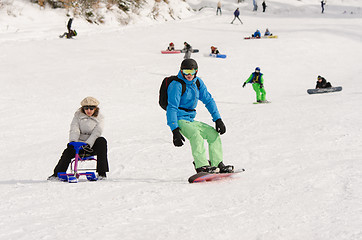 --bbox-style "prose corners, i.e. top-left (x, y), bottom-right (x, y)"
top-left (215, 119), bottom-right (226, 135)
top-left (172, 127), bottom-right (185, 147)
top-left (242, 82), bottom-right (246, 88)
top-left (260, 84), bottom-right (264, 89)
